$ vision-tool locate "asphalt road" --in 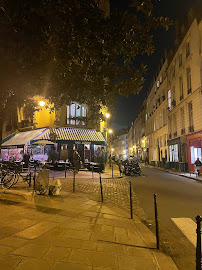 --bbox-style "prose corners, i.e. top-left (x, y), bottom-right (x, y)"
top-left (130, 166), bottom-right (202, 270)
